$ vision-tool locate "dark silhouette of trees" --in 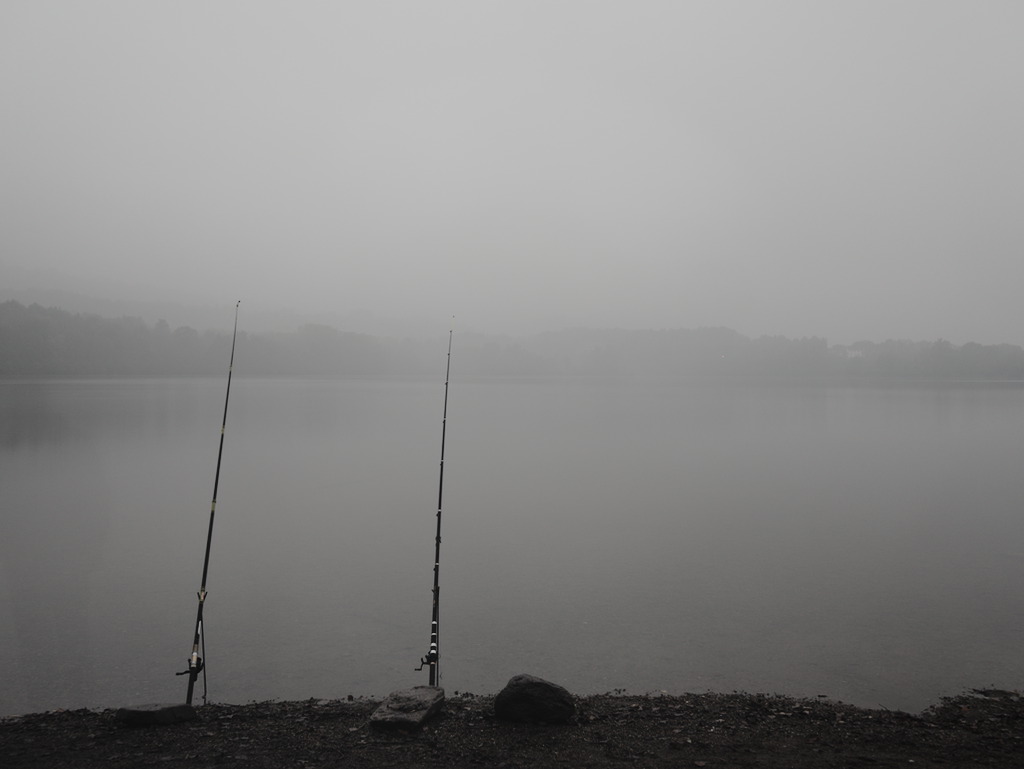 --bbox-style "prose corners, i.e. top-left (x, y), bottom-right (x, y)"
top-left (4, 300), bottom-right (1024, 380)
